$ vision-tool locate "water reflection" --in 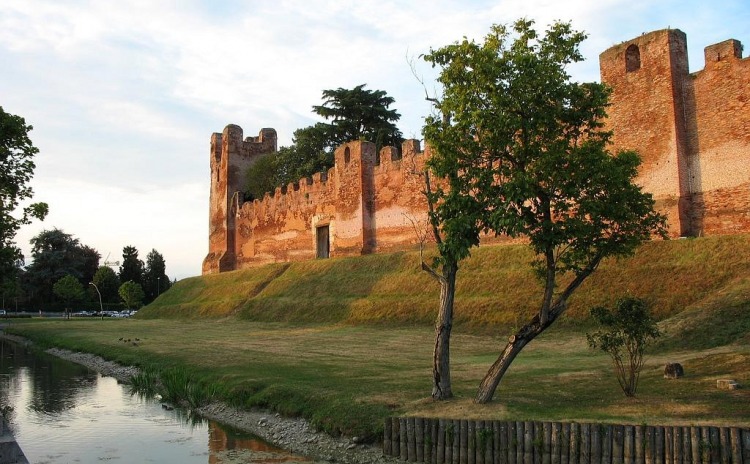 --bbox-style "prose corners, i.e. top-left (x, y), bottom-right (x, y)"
top-left (0, 338), bottom-right (309, 463)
